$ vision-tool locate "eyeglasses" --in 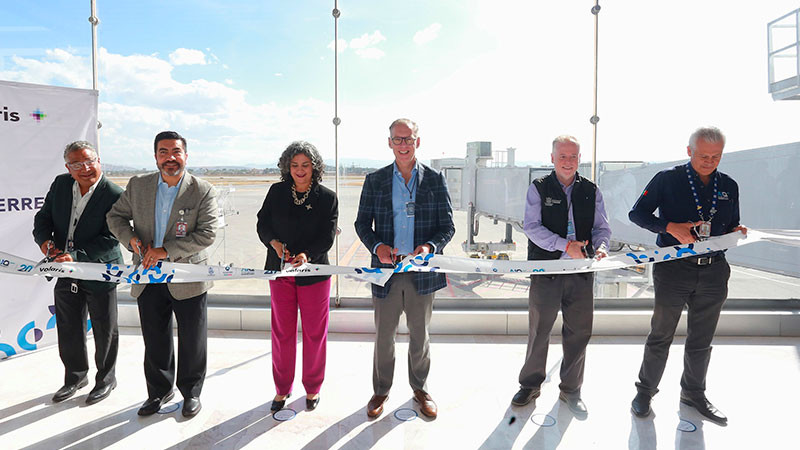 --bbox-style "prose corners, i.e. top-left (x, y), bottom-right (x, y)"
top-left (390, 137), bottom-right (416, 145)
top-left (66, 159), bottom-right (97, 170)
